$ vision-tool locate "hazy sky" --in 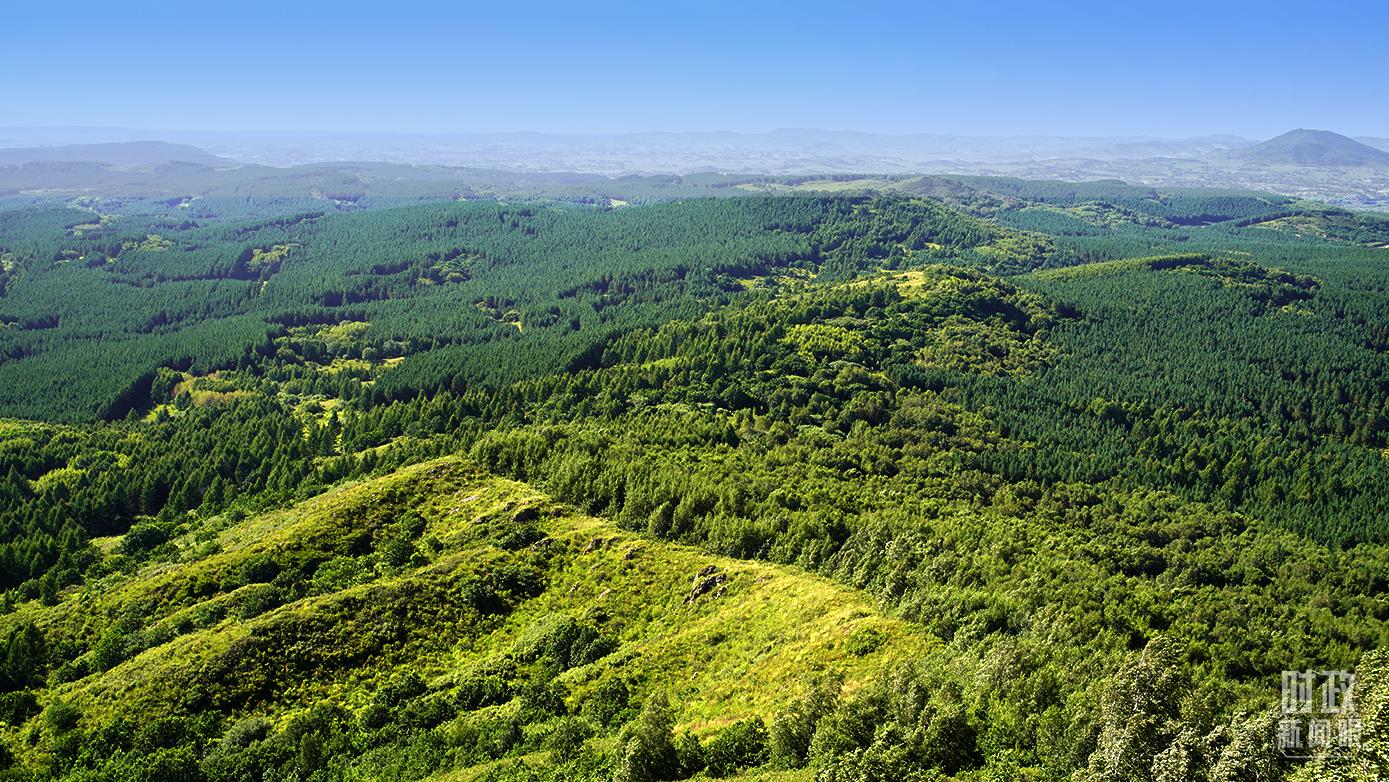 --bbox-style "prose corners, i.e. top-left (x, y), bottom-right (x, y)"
top-left (5, 0), bottom-right (1386, 138)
